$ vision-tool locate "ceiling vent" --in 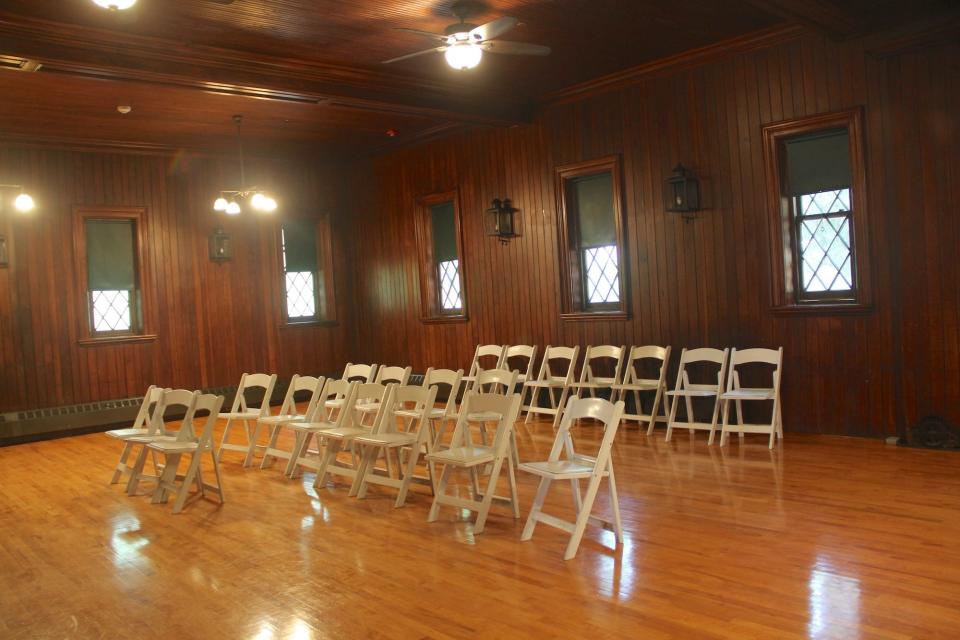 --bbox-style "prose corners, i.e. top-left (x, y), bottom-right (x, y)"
top-left (0, 55), bottom-right (42, 72)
